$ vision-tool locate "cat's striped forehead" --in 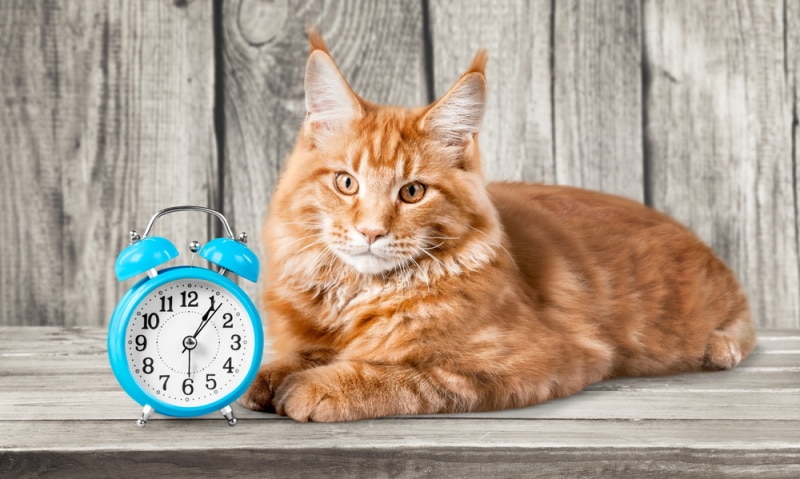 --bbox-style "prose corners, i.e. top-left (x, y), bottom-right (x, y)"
top-left (345, 110), bottom-right (423, 181)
